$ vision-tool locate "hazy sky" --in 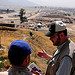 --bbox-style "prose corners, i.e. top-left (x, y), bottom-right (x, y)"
top-left (28, 0), bottom-right (75, 8)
